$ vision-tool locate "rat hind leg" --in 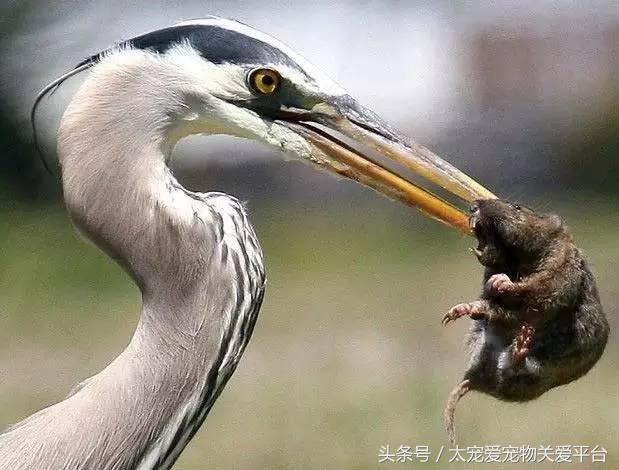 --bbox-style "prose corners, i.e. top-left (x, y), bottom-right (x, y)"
top-left (512, 322), bottom-right (535, 366)
top-left (442, 300), bottom-right (488, 326)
